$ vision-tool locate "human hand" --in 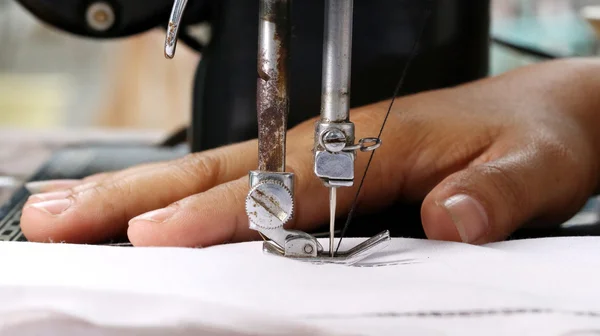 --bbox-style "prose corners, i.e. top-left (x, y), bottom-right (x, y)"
top-left (20, 58), bottom-right (600, 246)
